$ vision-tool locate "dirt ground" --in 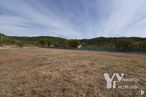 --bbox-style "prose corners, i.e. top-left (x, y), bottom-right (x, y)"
top-left (0, 47), bottom-right (146, 97)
